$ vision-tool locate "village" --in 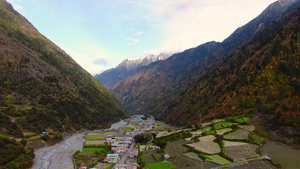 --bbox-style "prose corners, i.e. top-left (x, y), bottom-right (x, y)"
top-left (75, 115), bottom-right (159, 169)
top-left (74, 115), bottom-right (281, 169)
